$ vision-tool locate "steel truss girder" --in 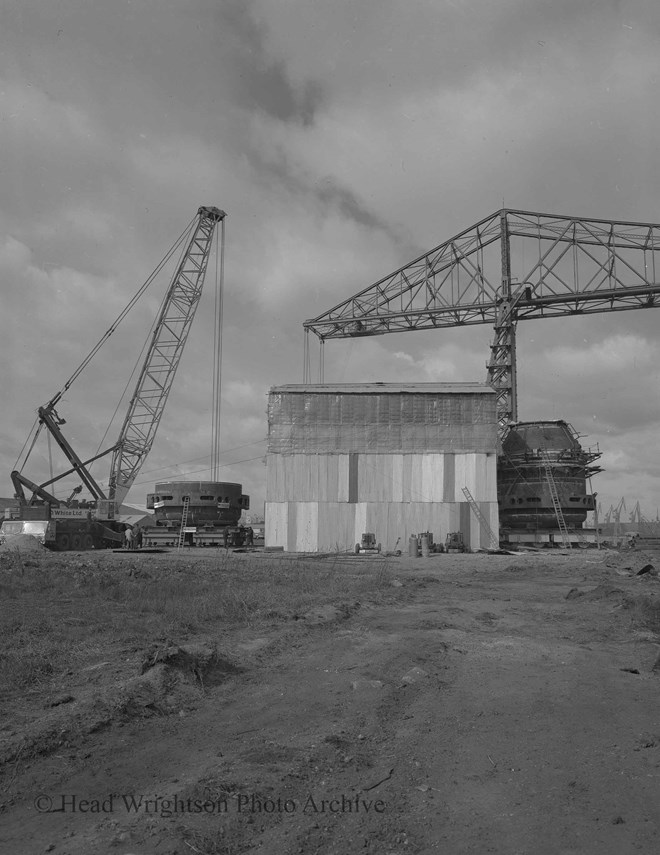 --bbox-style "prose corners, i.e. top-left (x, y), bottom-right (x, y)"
top-left (303, 208), bottom-right (660, 428)
top-left (304, 209), bottom-right (660, 338)
top-left (108, 206), bottom-right (225, 506)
